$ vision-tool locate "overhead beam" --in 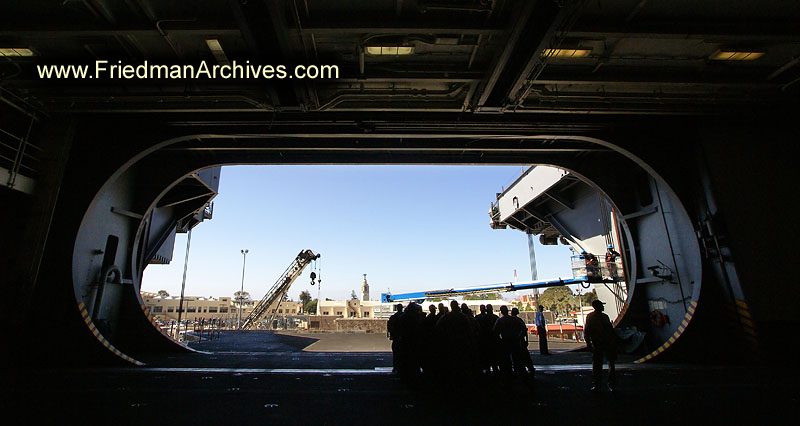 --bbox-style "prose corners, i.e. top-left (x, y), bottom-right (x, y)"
top-left (767, 56), bottom-right (800, 81)
top-left (532, 207), bottom-right (581, 248)
top-left (175, 147), bottom-right (607, 153)
top-left (566, 30), bottom-right (800, 43)
top-left (520, 207), bottom-right (547, 223)
top-left (472, 0), bottom-right (589, 109)
top-left (544, 191), bottom-right (574, 210)
top-left (157, 187), bottom-right (215, 208)
top-left (166, 136), bottom-right (608, 152)
top-left (505, 0), bottom-right (588, 107)
top-left (471, 1), bottom-right (537, 109)
top-left (0, 28), bottom-right (242, 38)
top-left (300, 26), bottom-right (505, 36)
top-left (299, 13), bottom-right (504, 36)
top-left (335, 72), bottom-right (484, 83)
top-left (532, 76), bottom-right (783, 89)
top-left (263, 0), bottom-right (309, 109)
top-left (223, 0), bottom-right (300, 108)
